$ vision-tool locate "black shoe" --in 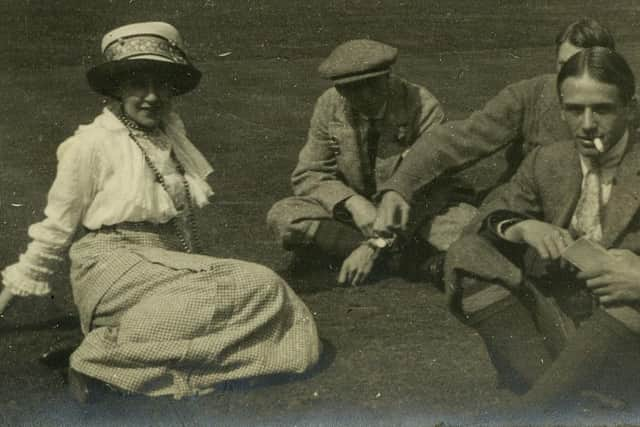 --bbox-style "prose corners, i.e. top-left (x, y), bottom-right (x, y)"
top-left (416, 252), bottom-right (446, 290)
top-left (39, 338), bottom-right (81, 369)
top-left (68, 368), bottom-right (96, 404)
top-left (67, 367), bottom-right (126, 404)
top-left (393, 236), bottom-right (445, 287)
